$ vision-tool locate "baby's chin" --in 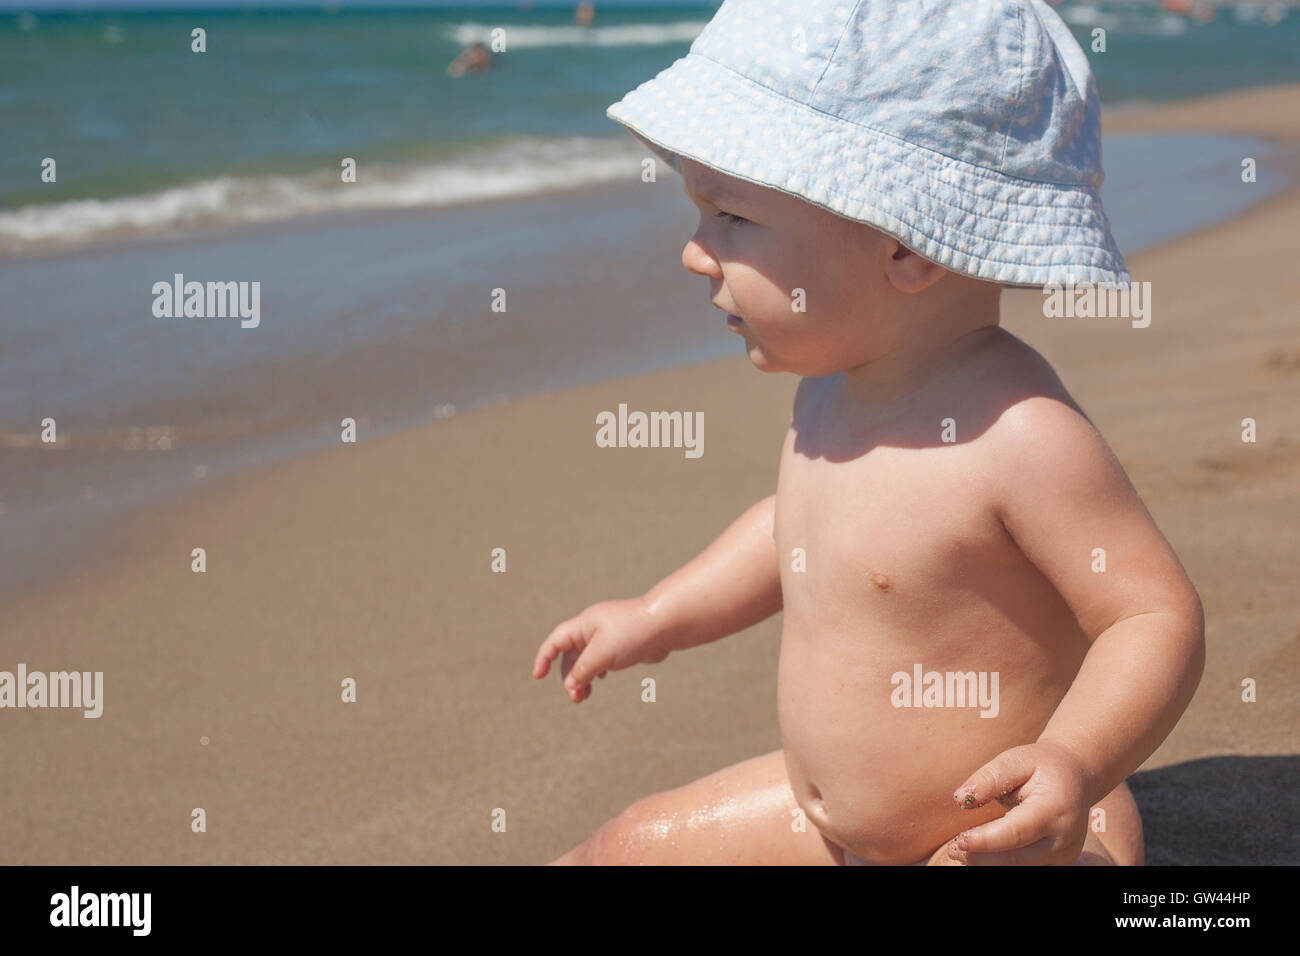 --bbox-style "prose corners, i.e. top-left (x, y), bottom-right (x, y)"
top-left (736, 326), bottom-right (856, 376)
top-left (743, 343), bottom-right (864, 377)
top-left (740, 339), bottom-right (785, 374)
